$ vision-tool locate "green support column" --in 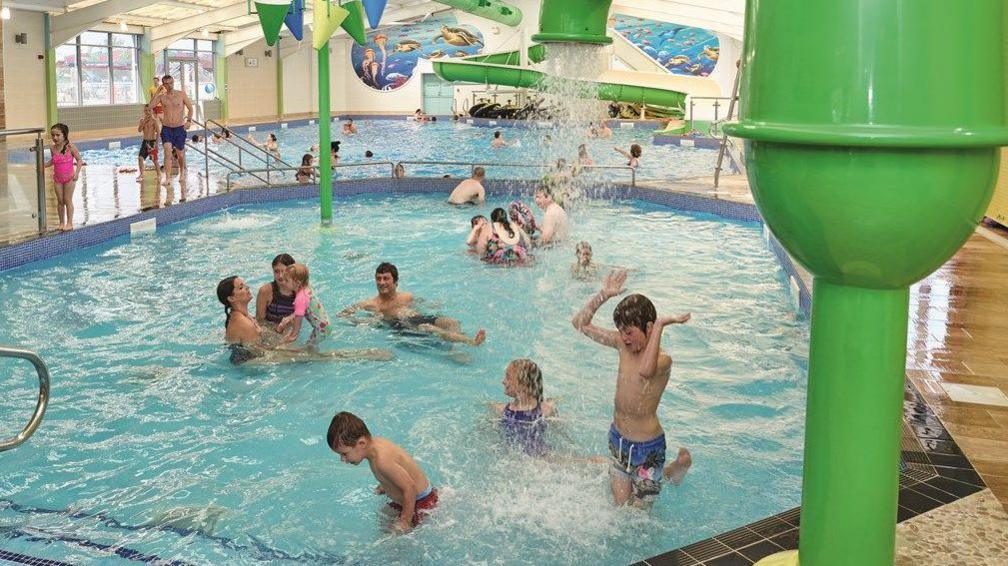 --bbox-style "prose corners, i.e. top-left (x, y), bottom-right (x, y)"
top-left (214, 40), bottom-right (228, 121)
top-left (318, 43), bottom-right (332, 224)
top-left (43, 14), bottom-right (57, 126)
top-left (276, 38), bottom-right (284, 118)
top-left (723, 1), bottom-right (1008, 564)
top-left (139, 29), bottom-right (154, 102)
